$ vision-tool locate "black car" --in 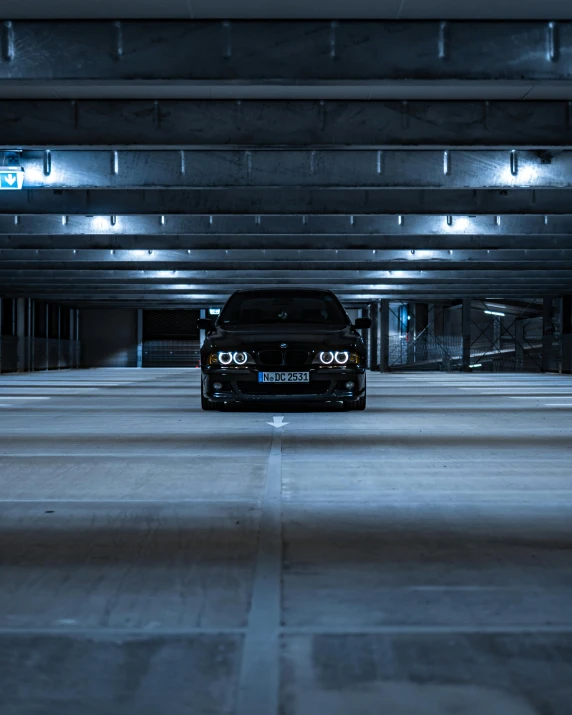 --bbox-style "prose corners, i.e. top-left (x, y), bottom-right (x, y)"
top-left (198, 288), bottom-right (371, 411)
